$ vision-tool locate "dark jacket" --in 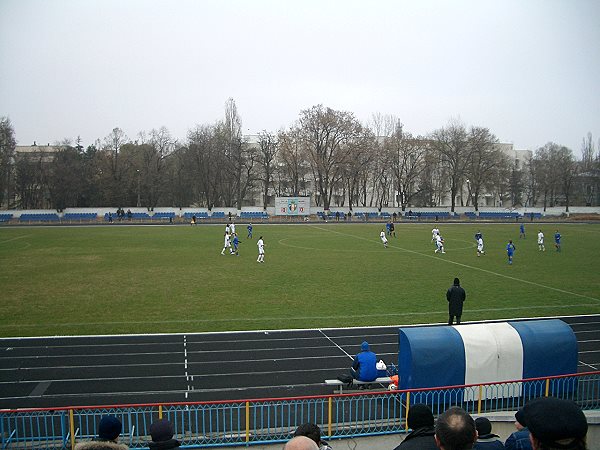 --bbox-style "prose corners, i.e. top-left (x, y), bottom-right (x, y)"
top-left (74, 440), bottom-right (128, 450)
top-left (446, 284), bottom-right (466, 316)
top-left (393, 426), bottom-right (438, 450)
top-left (148, 439), bottom-right (180, 450)
top-left (474, 434), bottom-right (505, 449)
top-left (504, 428), bottom-right (532, 450)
